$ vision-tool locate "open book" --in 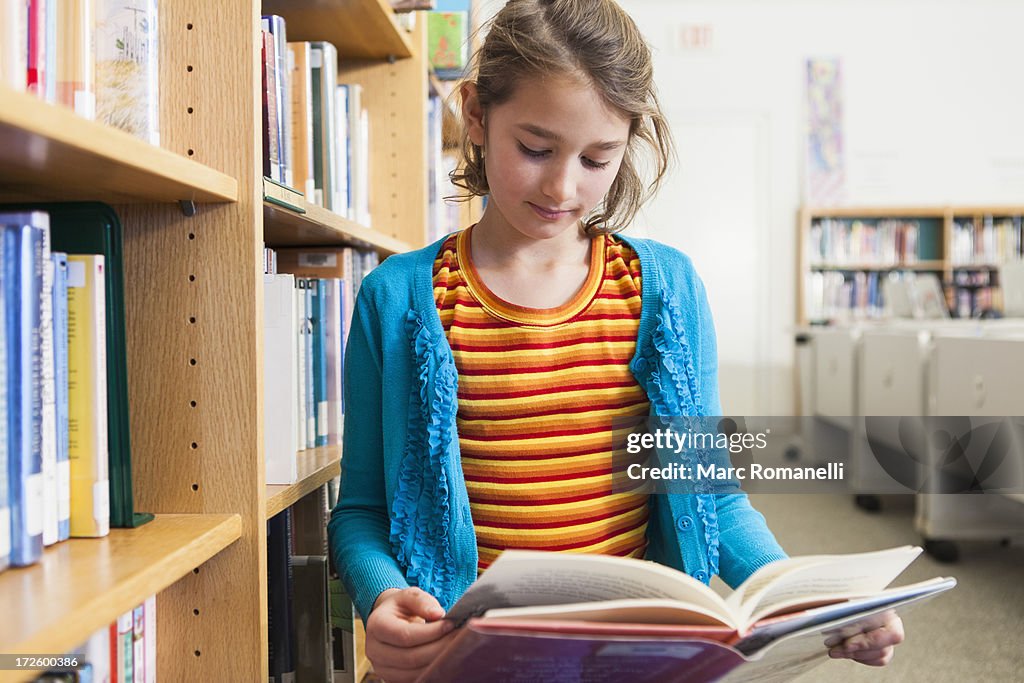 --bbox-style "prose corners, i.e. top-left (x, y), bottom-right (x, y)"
top-left (418, 547), bottom-right (955, 683)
